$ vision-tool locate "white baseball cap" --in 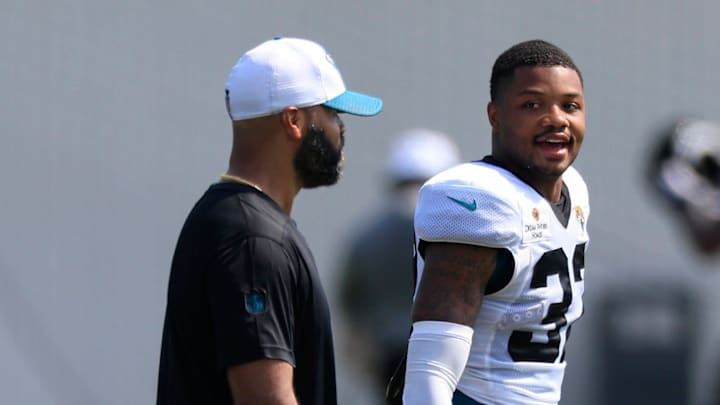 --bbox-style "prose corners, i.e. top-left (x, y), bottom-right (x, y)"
top-left (386, 128), bottom-right (461, 182)
top-left (225, 37), bottom-right (383, 120)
